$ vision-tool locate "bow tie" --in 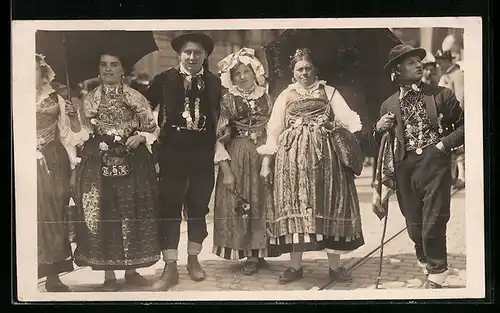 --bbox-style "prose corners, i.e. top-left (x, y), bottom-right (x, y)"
top-left (183, 73), bottom-right (201, 81)
top-left (183, 74), bottom-right (205, 93)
